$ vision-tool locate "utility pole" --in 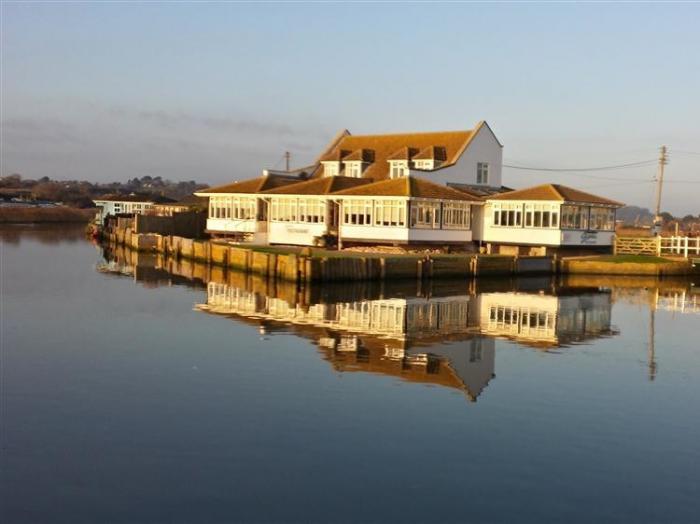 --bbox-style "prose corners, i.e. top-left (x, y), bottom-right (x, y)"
top-left (653, 145), bottom-right (668, 235)
top-left (285, 151), bottom-right (291, 172)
